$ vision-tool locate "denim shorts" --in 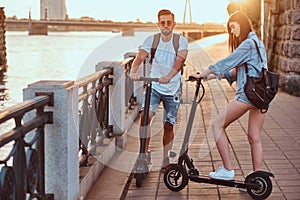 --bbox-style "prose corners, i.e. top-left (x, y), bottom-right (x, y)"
top-left (140, 87), bottom-right (181, 125)
top-left (235, 92), bottom-right (255, 107)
